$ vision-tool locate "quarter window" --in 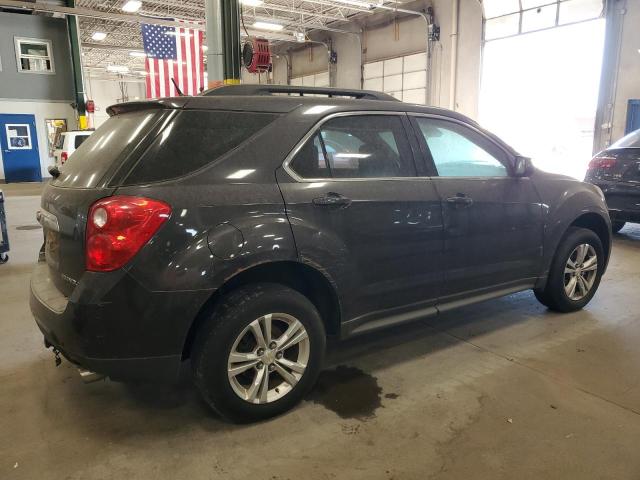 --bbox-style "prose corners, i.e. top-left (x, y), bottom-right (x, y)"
top-left (289, 115), bottom-right (416, 179)
top-left (415, 118), bottom-right (509, 177)
top-left (15, 38), bottom-right (54, 73)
